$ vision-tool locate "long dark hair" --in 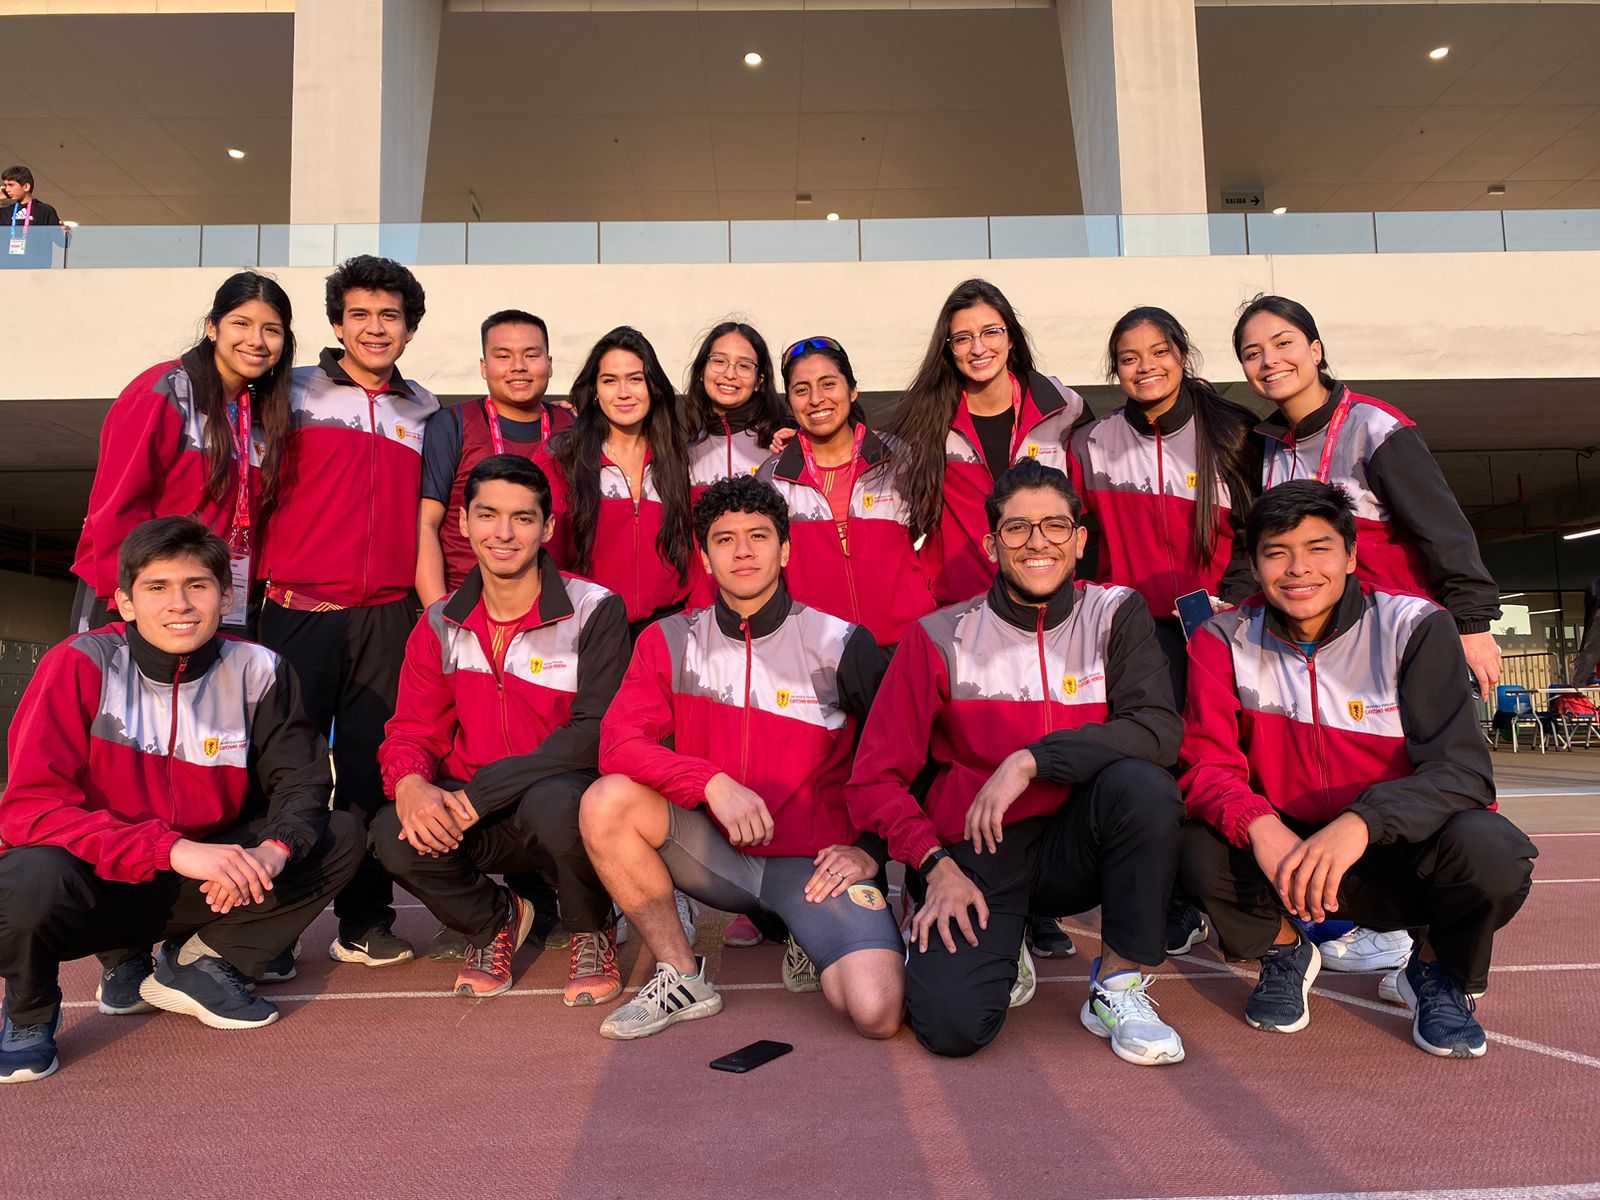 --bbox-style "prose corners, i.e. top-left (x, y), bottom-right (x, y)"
top-left (552, 326), bottom-right (692, 582)
top-left (683, 320), bottom-right (787, 448)
top-left (884, 278), bottom-right (1039, 537)
top-left (1231, 294), bottom-right (1338, 393)
top-left (1107, 307), bottom-right (1255, 564)
top-left (188, 271), bottom-right (296, 523)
